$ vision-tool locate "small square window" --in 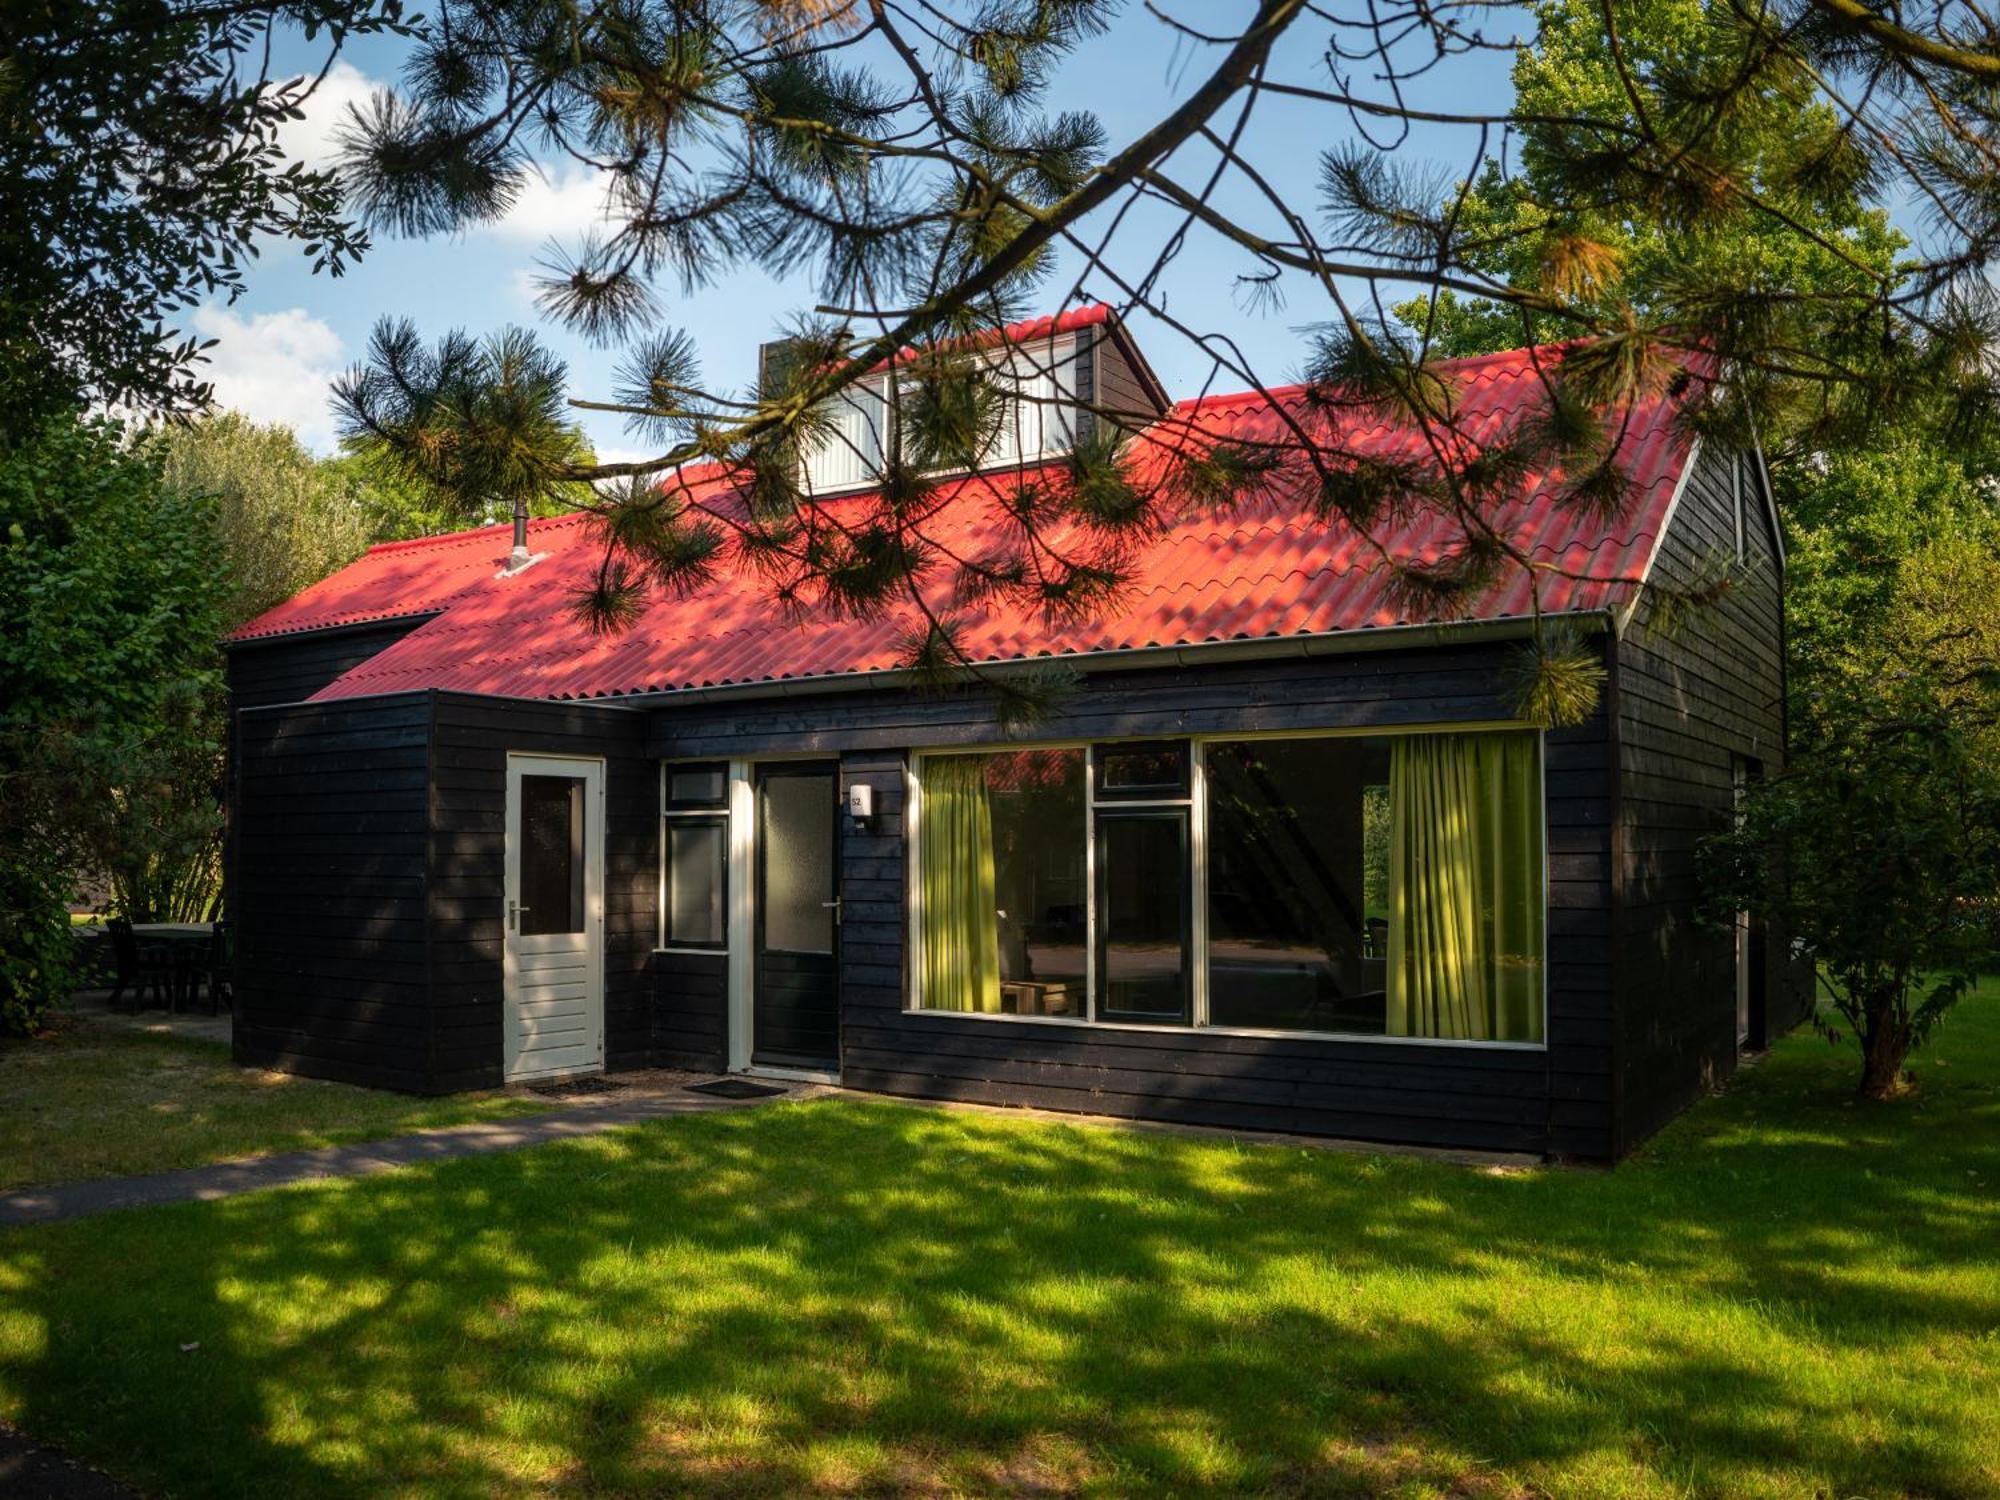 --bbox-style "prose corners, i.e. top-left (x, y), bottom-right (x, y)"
top-left (667, 763), bottom-right (728, 809)
top-left (1094, 741), bottom-right (1189, 800)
